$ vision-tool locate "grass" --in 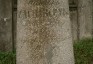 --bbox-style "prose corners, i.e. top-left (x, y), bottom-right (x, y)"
top-left (0, 52), bottom-right (16, 64)
top-left (0, 38), bottom-right (93, 64)
top-left (74, 38), bottom-right (93, 64)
